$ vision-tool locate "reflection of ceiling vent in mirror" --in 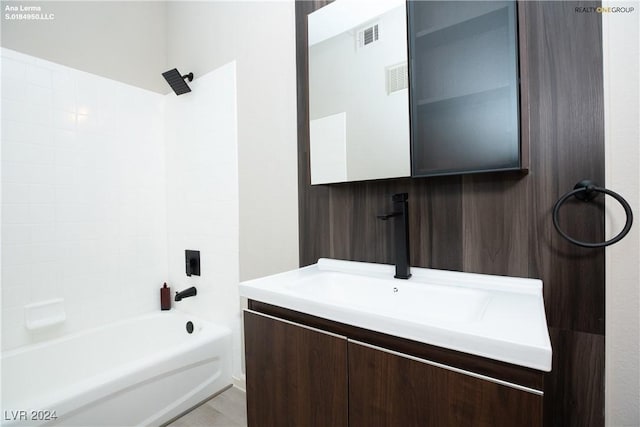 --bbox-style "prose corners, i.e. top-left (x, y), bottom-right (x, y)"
top-left (357, 24), bottom-right (379, 49)
top-left (386, 62), bottom-right (408, 94)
